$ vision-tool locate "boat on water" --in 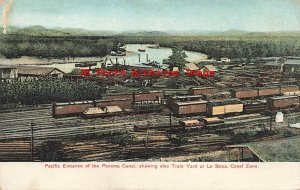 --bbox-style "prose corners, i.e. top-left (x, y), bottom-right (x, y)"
top-left (75, 62), bottom-right (97, 67)
top-left (142, 61), bottom-right (161, 68)
top-left (110, 51), bottom-right (126, 56)
top-left (138, 48), bottom-right (146, 52)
